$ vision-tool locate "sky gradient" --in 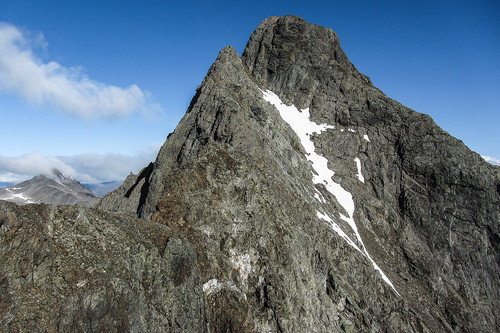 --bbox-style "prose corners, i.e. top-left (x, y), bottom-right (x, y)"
top-left (1, 0), bottom-right (499, 184)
